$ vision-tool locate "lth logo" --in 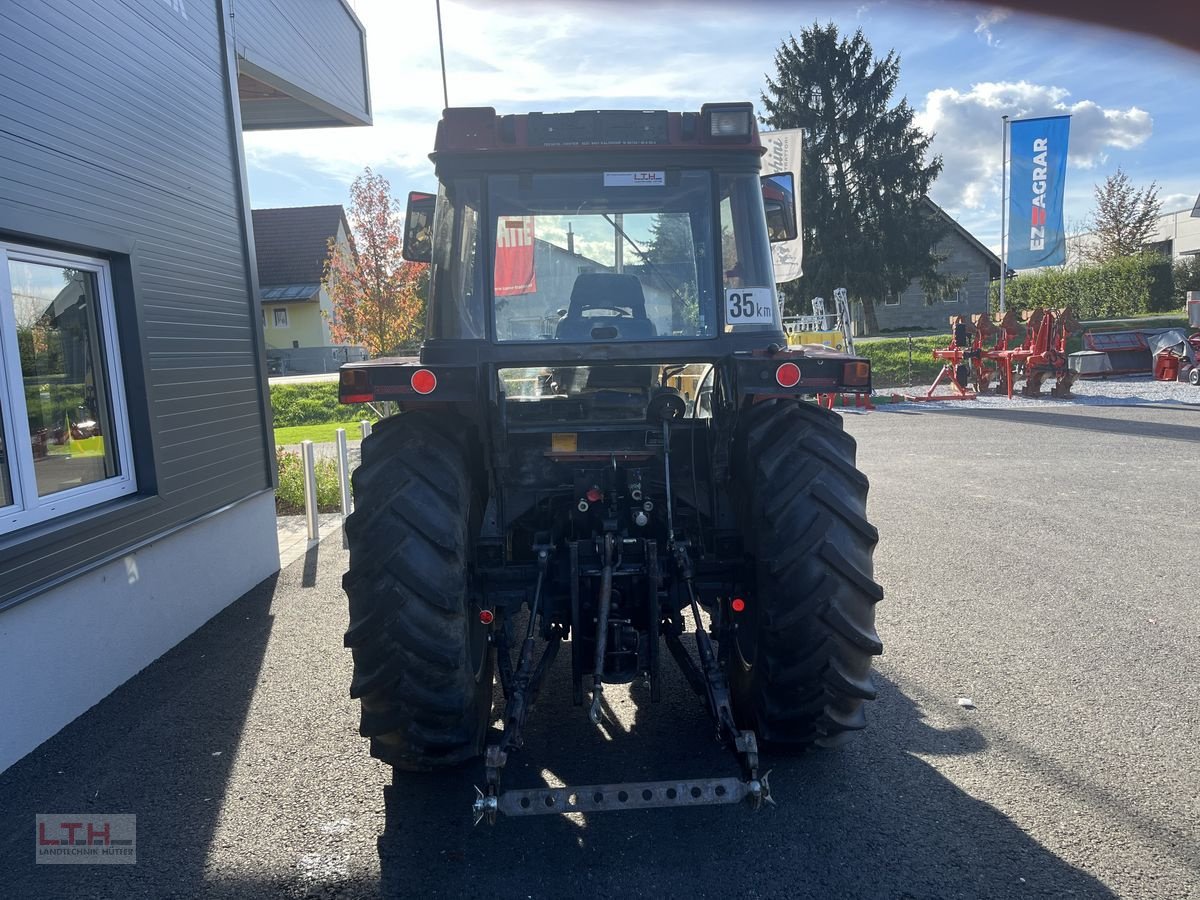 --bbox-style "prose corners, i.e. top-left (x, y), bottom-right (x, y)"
top-left (38, 820), bottom-right (112, 845)
top-left (35, 814), bottom-right (136, 864)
